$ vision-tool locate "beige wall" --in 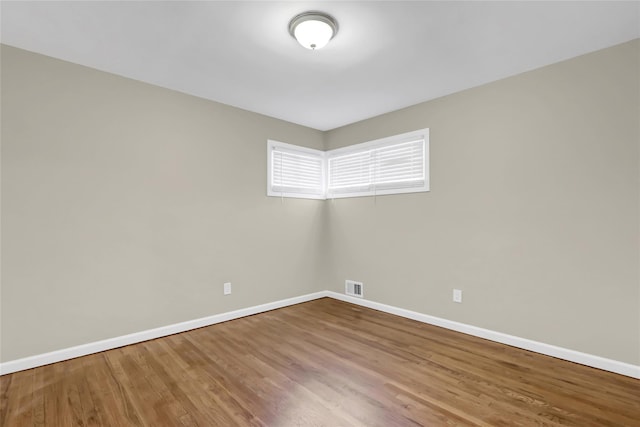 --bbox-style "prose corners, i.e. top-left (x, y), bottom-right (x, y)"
top-left (324, 39), bottom-right (640, 365)
top-left (0, 45), bottom-right (326, 361)
top-left (2, 40), bottom-right (638, 366)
